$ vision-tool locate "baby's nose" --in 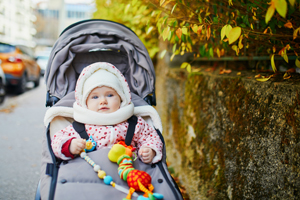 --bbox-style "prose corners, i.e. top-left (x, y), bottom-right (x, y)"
top-left (99, 97), bottom-right (107, 104)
